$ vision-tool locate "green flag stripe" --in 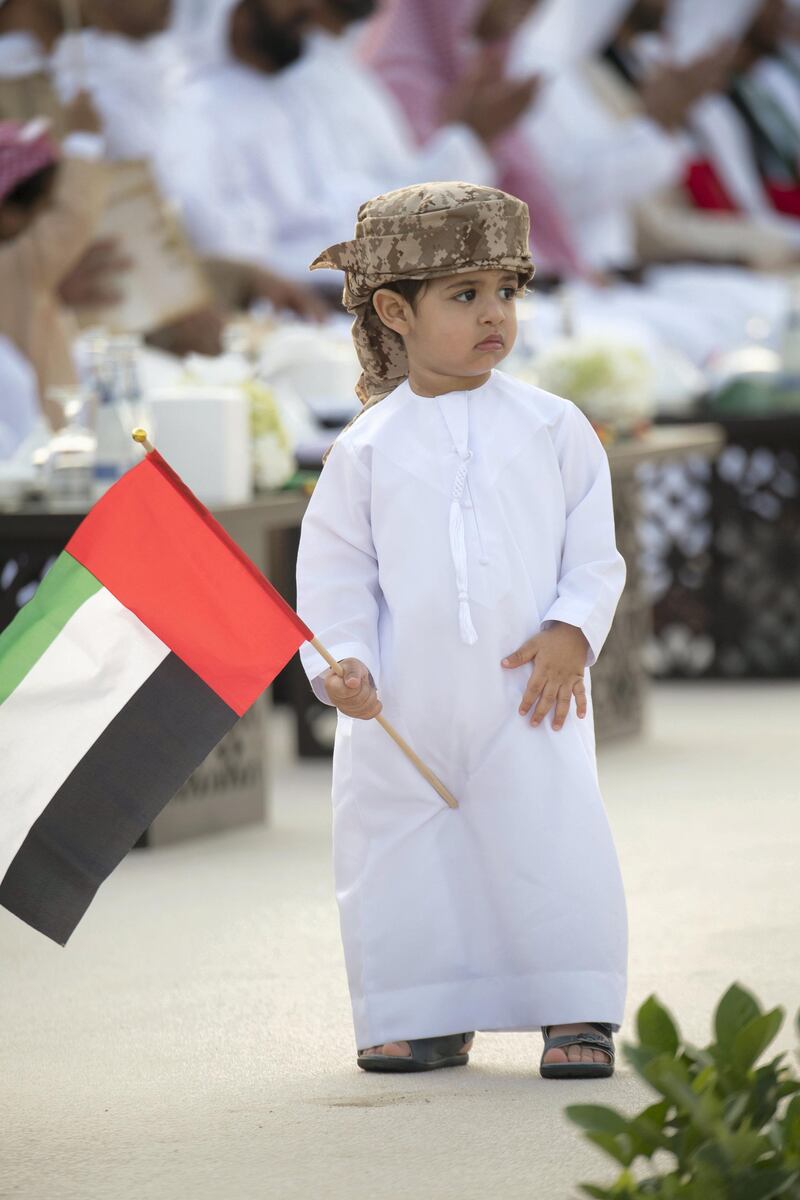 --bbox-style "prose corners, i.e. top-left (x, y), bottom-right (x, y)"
top-left (0, 552), bottom-right (101, 706)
